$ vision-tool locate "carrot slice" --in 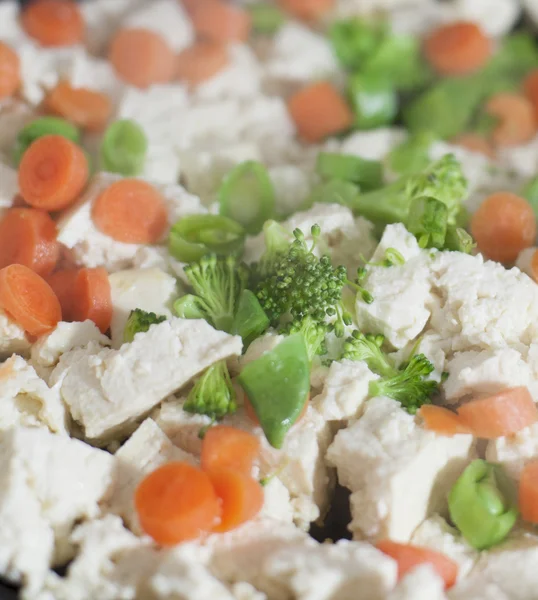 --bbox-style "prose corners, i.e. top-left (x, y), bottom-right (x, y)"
top-left (450, 133), bottom-right (495, 159)
top-left (21, 0), bottom-right (84, 47)
top-left (208, 468), bottom-right (264, 533)
top-left (0, 42), bottom-right (20, 99)
top-left (288, 82), bottom-right (353, 143)
top-left (457, 387), bottom-right (538, 439)
top-left (244, 392), bottom-right (309, 427)
top-left (523, 69), bottom-right (538, 121)
top-left (0, 208), bottom-right (59, 277)
top-left (423, 21), bottom-right (491, 77)
top-left (135, 462), bottom-right (221, 546)
top-left (519, 460), bottom-right (538, 524)
top-left (176, 41), bottom-right (230, 86)
top-left (45, 81), bottom-right (112, 132)
top-left (277, 0), bottom-right (335, 20)
top-left (91, 179), bottom-right (168, 244)
top-left (376, 540), bottom-right (458, 590)
top-left (486, 93), bottom-right (537, 147)
top-left (47, 267), bottom-right (112, 333)
top-left (189, 0), bottom-right (251, 43)
top-left (201, 425), bottom-right (261, 476)
top-left (0, 264), bottom-right (61, 336)
top-left (18, 134), bottom-right (88, 212)
top-left (109, 28), bottom-right (176, 89)
top-left (420, 405), bottom-right (471, 436)
top-left (471, 192), bottom-right (537, 264)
